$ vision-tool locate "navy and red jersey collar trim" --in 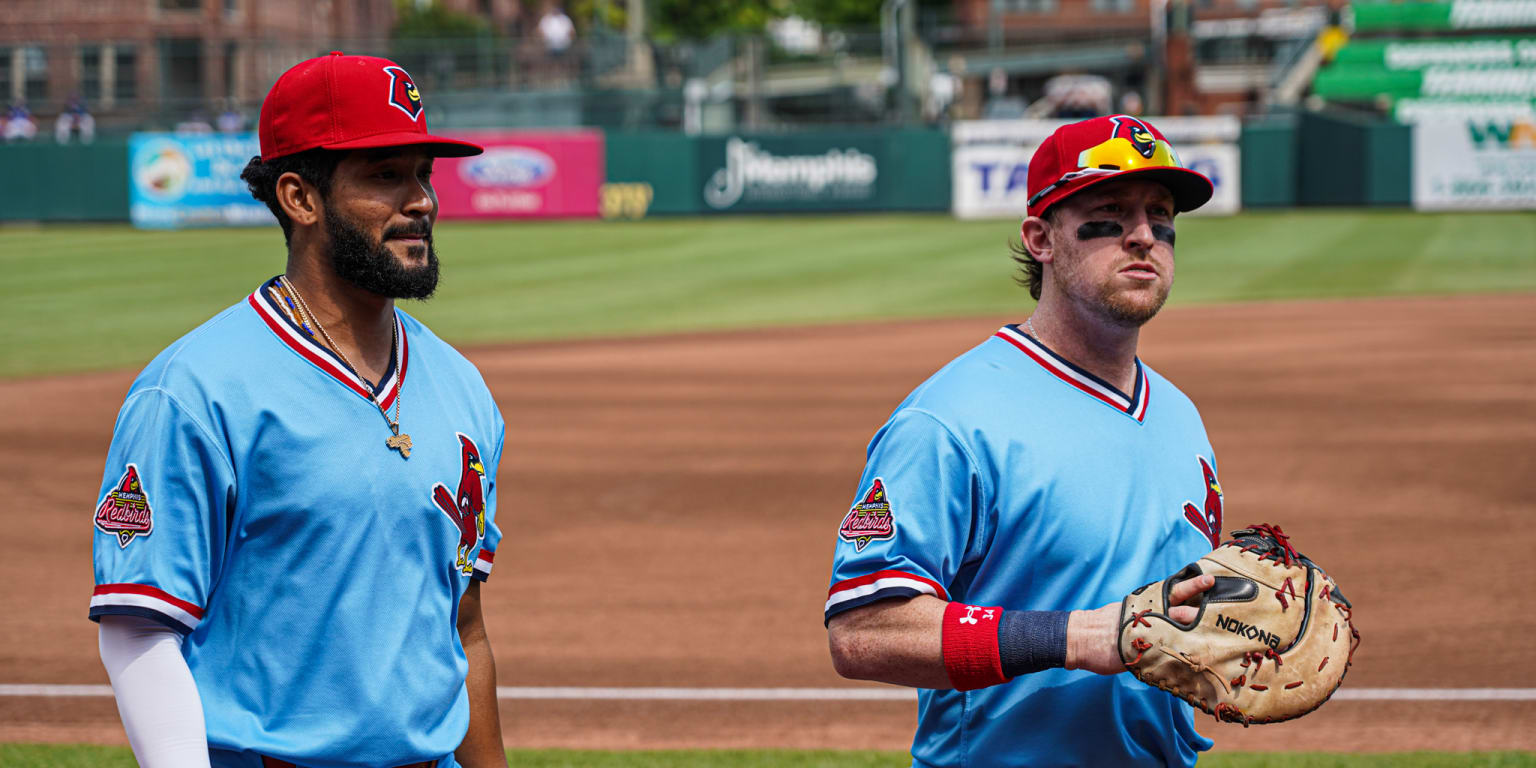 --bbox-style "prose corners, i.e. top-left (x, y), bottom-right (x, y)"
top-left (994, 324), bottom-right (1149, 422)
top-left (247, 277), bottom-right (407, 408)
